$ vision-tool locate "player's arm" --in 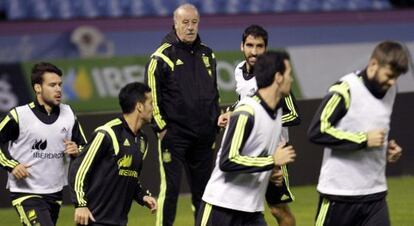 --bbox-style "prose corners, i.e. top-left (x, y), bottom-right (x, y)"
top-left (281, 93), bottom-right (301, 127)
top-left (133, 183), bottom-right (157, 213)
top-left (133, 133), bottom-right (155, 210)
top-left (219, 105), bottom-right (275, 173)
top-left (0, 109), bottom-right (21, 172)
top-left (65, 118), bottom-right (88, 157)
top-left (217, 64), bottom-right (245, 128)
top-left (307, 81), bottom-right (368, 150)
top-left (70, 131), bottom-right (111, 208)
top-left (71, 118), bottom-right (87, 150)
top-left (144, 51), bottom-right (171, 133)
top-left (133, 182), bottom-right (152, 205)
